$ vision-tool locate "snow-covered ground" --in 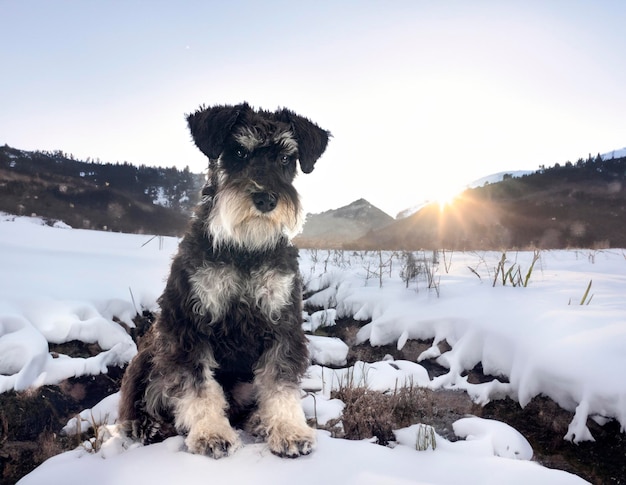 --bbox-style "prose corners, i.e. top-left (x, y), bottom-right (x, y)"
top-left (302, 248), bottom-right (626, 443)
top-left (3, 214), bottom-right (624, 484)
